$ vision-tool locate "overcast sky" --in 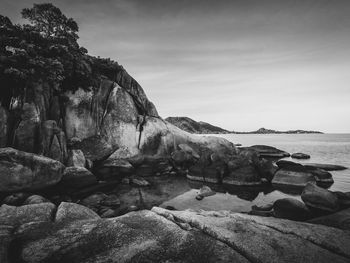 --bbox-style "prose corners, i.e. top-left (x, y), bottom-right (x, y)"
top-left (2, 0), bottom-right (350, 132)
